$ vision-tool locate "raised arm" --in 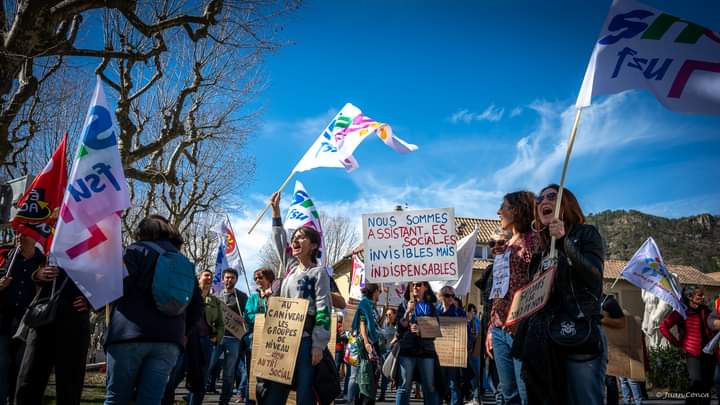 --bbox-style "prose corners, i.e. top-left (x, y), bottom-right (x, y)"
top-left (270, 192), bottom-right (291, 278)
